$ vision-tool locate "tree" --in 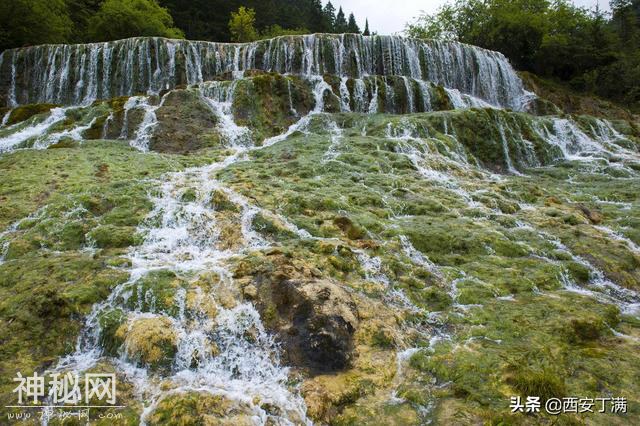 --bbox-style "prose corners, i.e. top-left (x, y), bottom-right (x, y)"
top-left (158, 0), bottom-right (366, 41)
top-left (87, 0), bottom-right (184, 42)
top-left (335, 7), bottom-right (348, 33)
top-left (67, 0), bottom-right (103, 42)
top-left (0, 0), bottom-right (72, 51)
top-left (308, 0), bottom-right (327, 32)
top-left (229, 6), bottom-right (258, 42)
top-left (347, 13), bottom-right (360, 33)
top-left (611, 0), bottom-right (640, 43)
top-left (363, 19), bottom-right (371, 36)
top-left (322, 2), bottom-right (337, 32)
